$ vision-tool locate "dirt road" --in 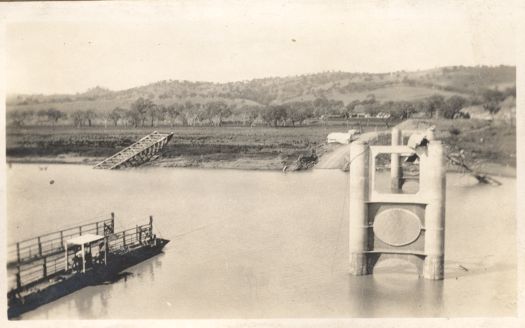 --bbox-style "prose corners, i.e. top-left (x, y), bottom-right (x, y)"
top-left (315, 144), bottom-right (350, 169)
top-left (315, 131), bottom-right (390, 170)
